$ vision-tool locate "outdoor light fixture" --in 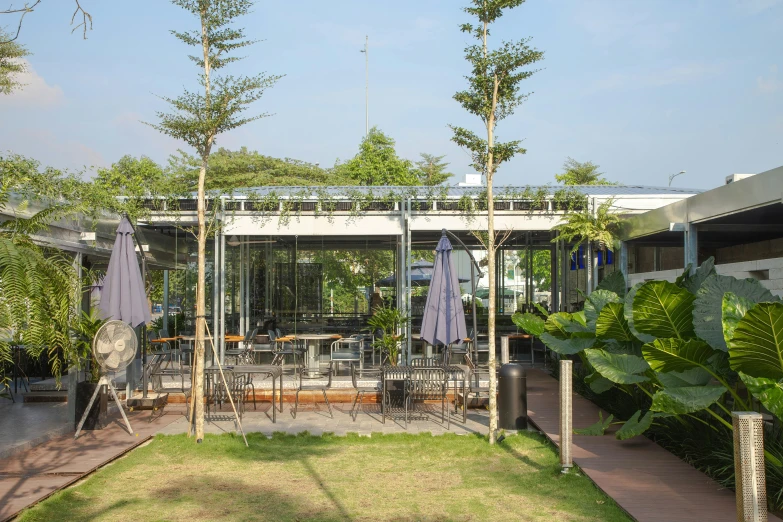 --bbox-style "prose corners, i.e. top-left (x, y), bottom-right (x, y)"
top-left (732, 411), bottom-right (767, 521)
top-left (559, 359), bottom-right (573, 473)
top-left (226, 235), bottom-right (276, 247)
top-left (668, 170), bottom-right (686, 186)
